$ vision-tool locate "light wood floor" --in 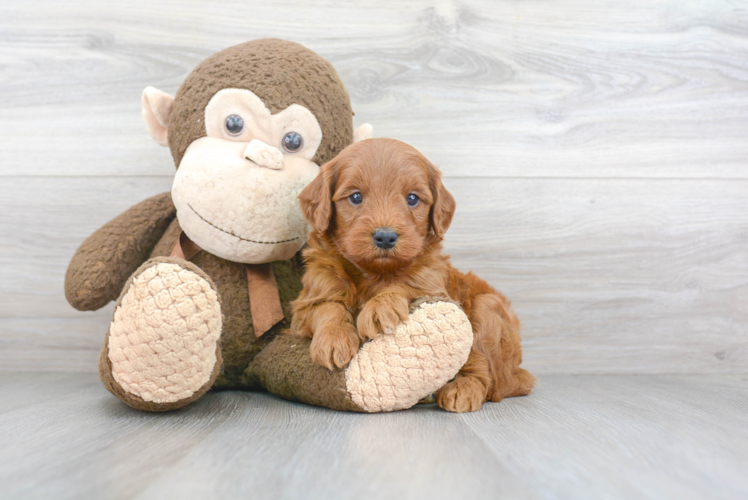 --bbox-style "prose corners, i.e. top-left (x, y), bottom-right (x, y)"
top-left (1, 373), bottom-right (746, 500)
